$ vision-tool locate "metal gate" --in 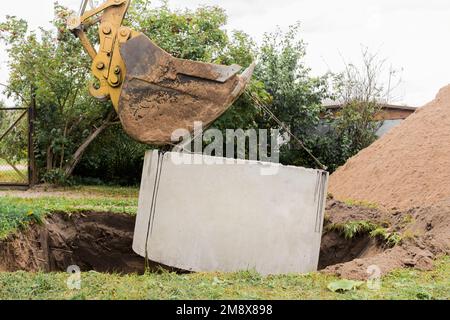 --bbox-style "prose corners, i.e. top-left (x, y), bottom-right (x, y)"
top-left (0, 106), bottom-right (34, 187)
